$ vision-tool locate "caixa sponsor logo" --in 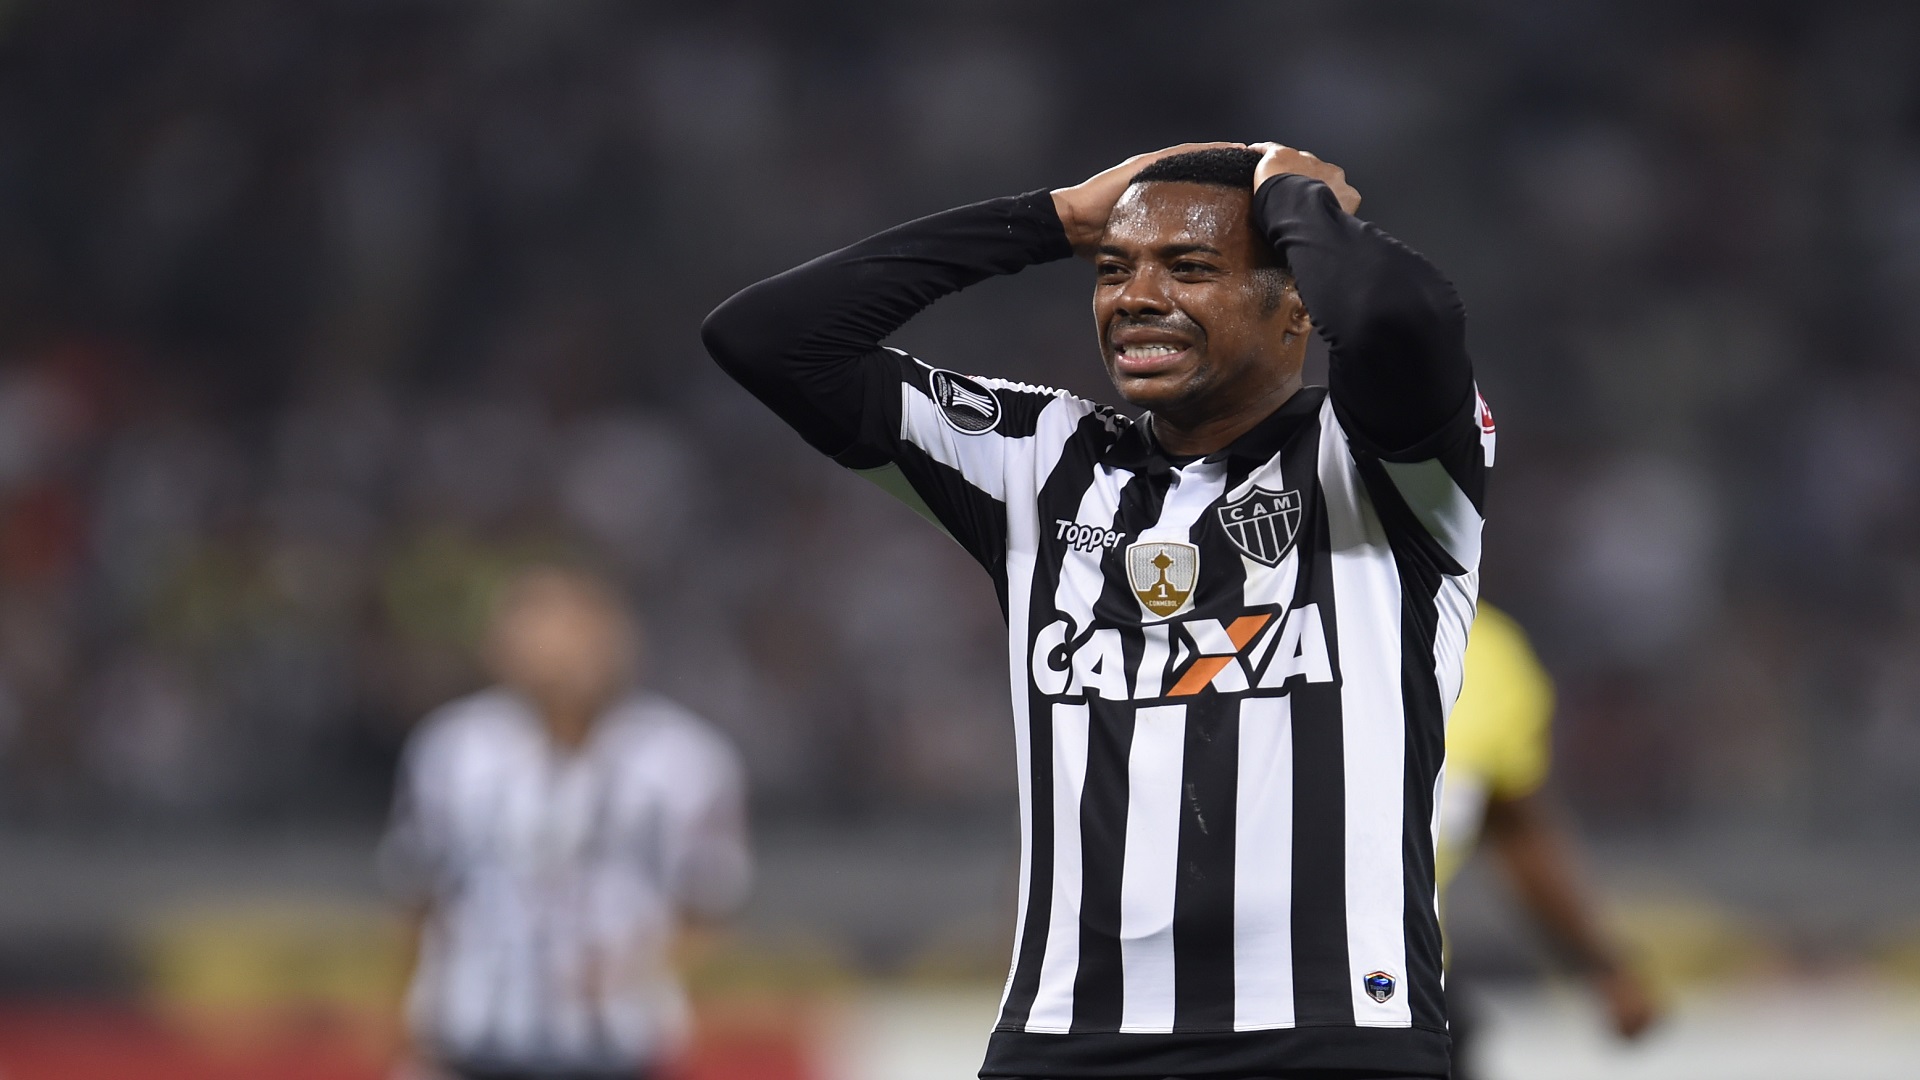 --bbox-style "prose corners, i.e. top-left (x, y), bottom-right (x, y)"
top-left (1030, 603), bottom-right (1332, 701)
